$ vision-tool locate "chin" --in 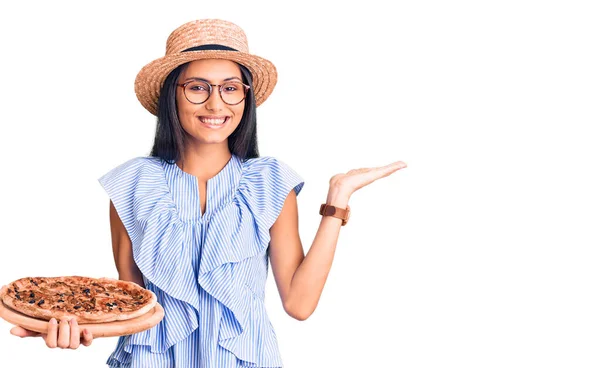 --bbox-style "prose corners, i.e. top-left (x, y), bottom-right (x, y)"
top-left (191, 134), bottom-right (230, 145)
